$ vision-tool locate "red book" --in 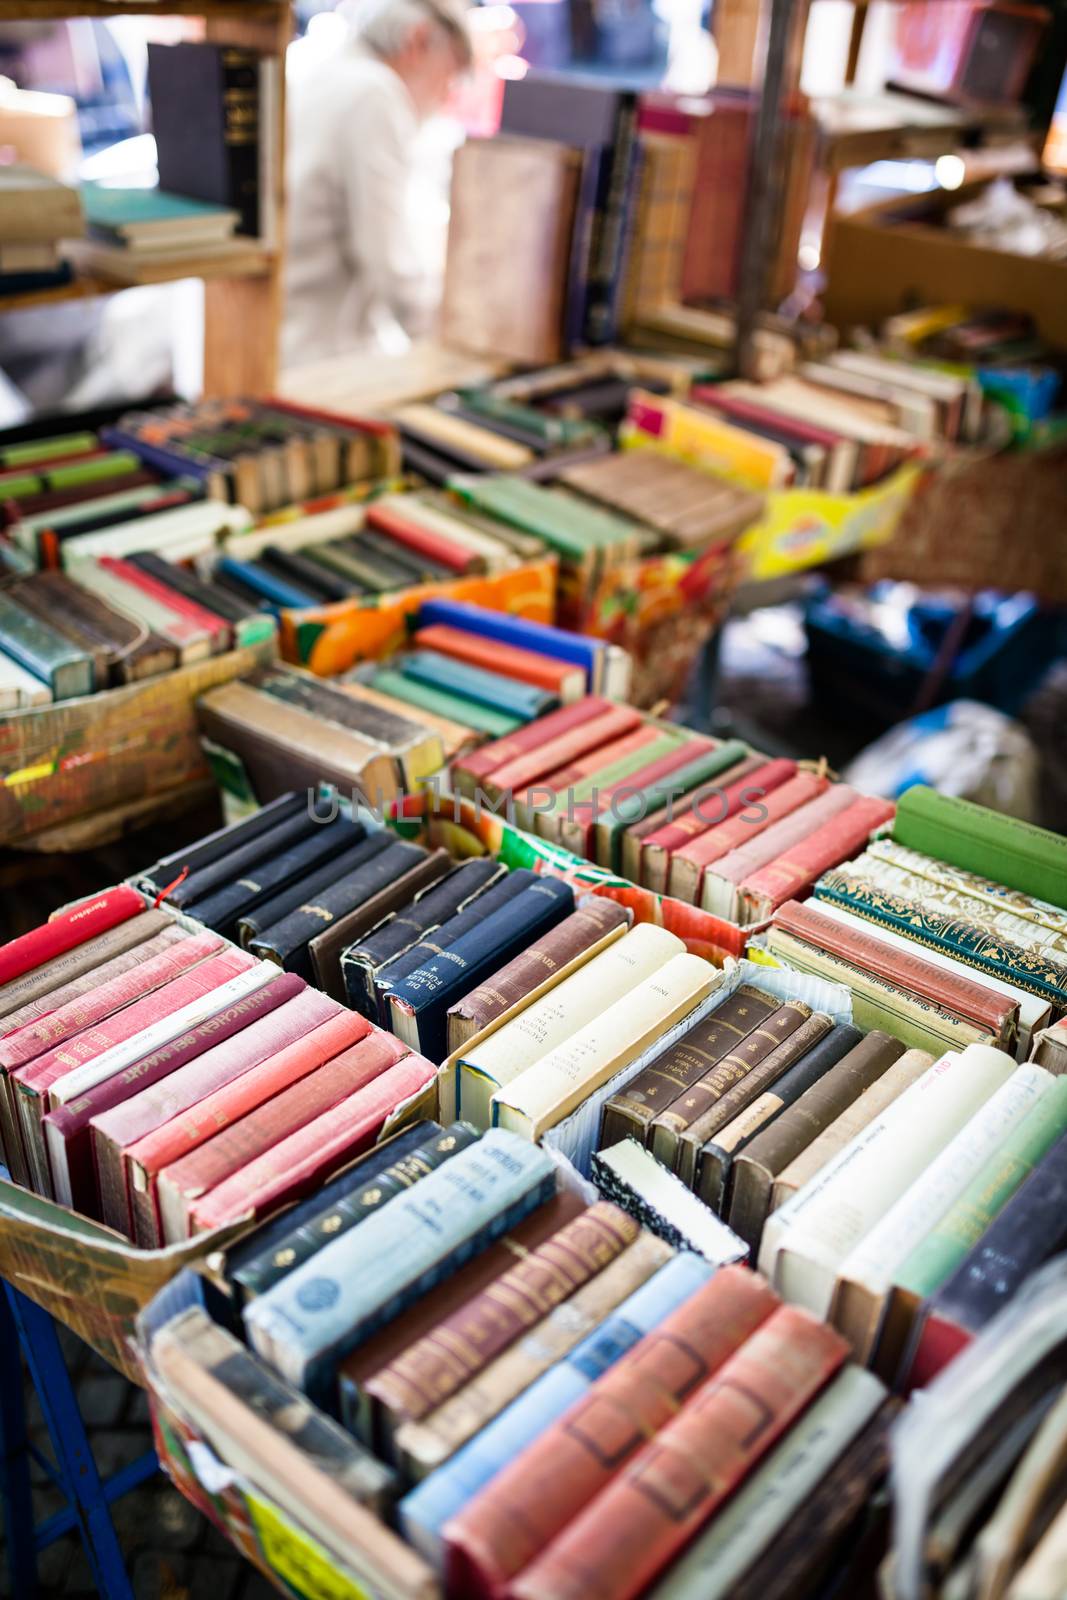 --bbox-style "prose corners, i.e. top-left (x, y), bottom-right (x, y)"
top-left (640, 756), bottom-right (797, 894)
top-left (772, 898), bottom-right (1017, 1038)
top-left (691, 384), bottom-right (848, 453)
top-left (97, 555), bottom-right (230, 650)
top-left (158, 1029), bottom-right (410, 1243)
top-left (511, 1304), bottom-right (848, 1600)
top-left (559, 738), bottom-right (715, 860)
top-left (484, 705), bottom-right (644, 803)
top-left (452, 696), bottom-right (617, 793)
top-left (95, 984), bottom-right (344, 1237)
top-left (365, 502), bottom-right (478, 573)
top-left (42, 970), bottom-right (306, 1221)
top-left (0, 928), bottom-right (226, 1073)
top-left (902, 1313), bottom-right (973, 1393)
top-left (739, 792), bottom-right (895, 920)
top-left (413, 624), bottom-right (584, 701)
top-left (523, 726), bottom-right (664, 843)
top-left (264, 395), bottom-right (397, 442)
top-left (667, 769), bottom-right (831, 903)
top-left (188, 1049), bottom-right (438, 1235)
top-left (124, 1004), bottom-right (370, 1246)
top-left (442, 1265), bottom-right (779, 1600)
top-left (0, 886), bottom-right (145, 987)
